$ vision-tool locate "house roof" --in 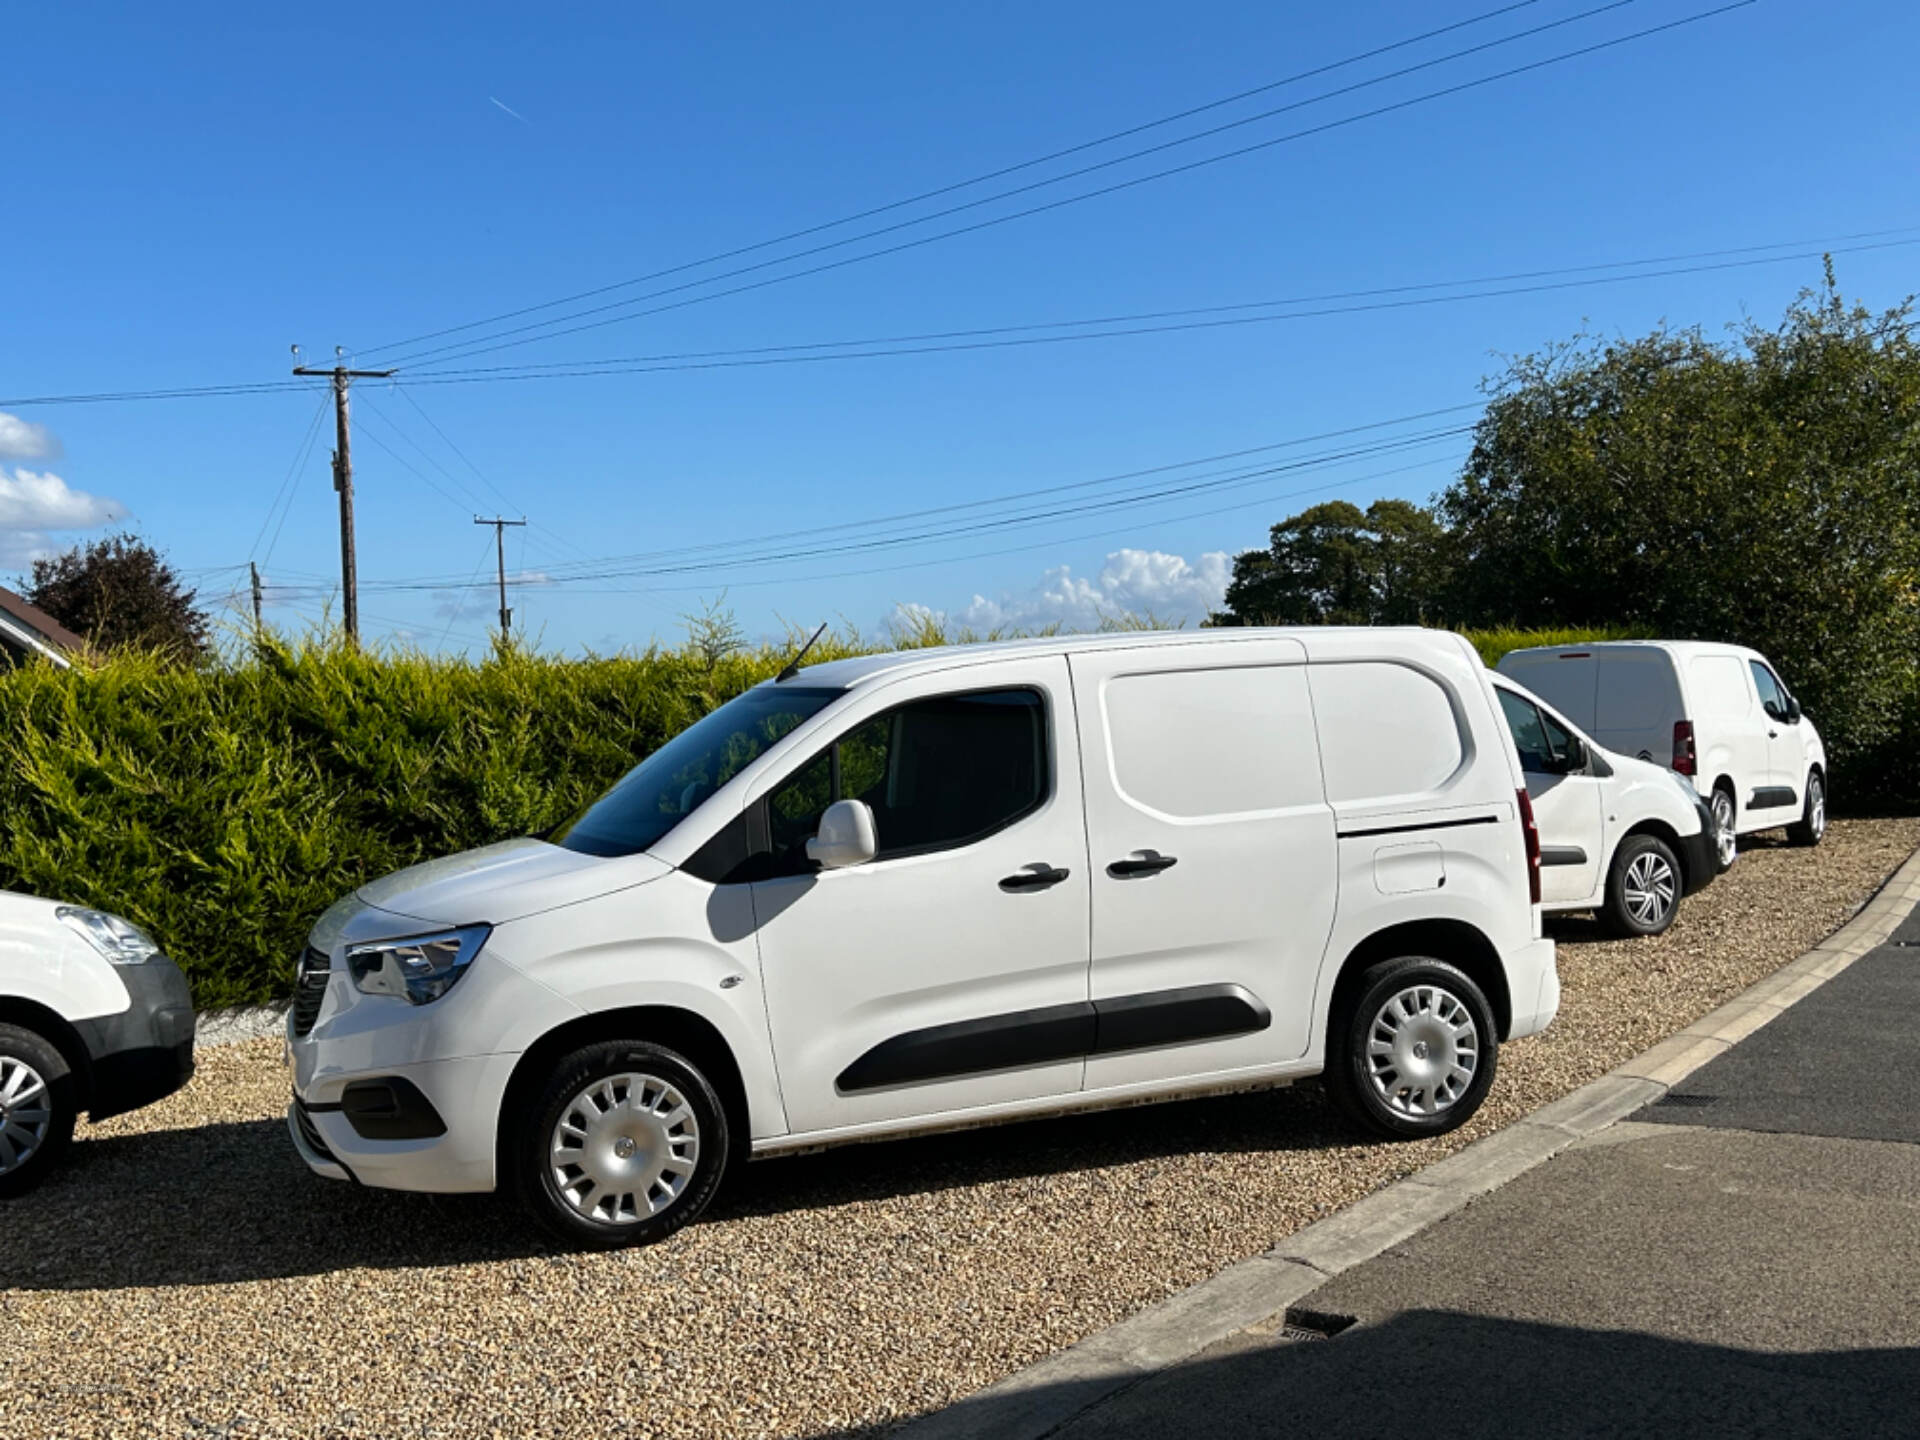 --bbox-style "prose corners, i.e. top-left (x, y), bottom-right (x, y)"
top-left (0, 584), bottom-right (85, 666)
